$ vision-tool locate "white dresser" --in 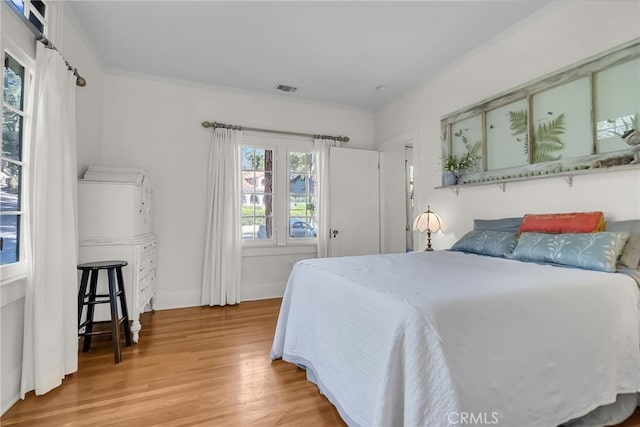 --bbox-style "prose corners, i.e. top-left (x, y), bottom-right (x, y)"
top-left (77, 167), bottom-right (158, 343)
